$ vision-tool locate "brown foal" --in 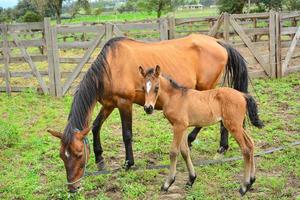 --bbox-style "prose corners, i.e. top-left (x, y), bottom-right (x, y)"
top-left (139, 65), bottom-right (264, 196)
